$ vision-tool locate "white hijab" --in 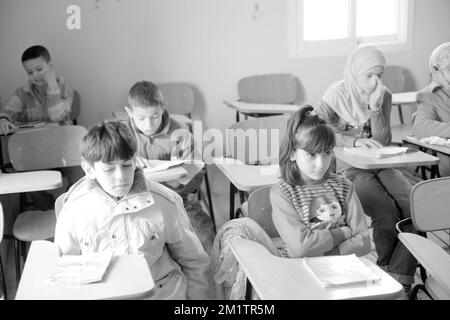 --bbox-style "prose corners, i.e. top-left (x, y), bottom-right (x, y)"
top-left (322, 44), bottom-right (386, 125)
top-left (429, 42), bottom-right (450, 92)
